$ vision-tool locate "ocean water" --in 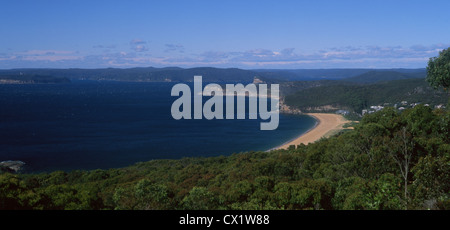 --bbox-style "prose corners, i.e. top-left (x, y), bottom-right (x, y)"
top-left (0, 81), bottom-right (316, 172)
